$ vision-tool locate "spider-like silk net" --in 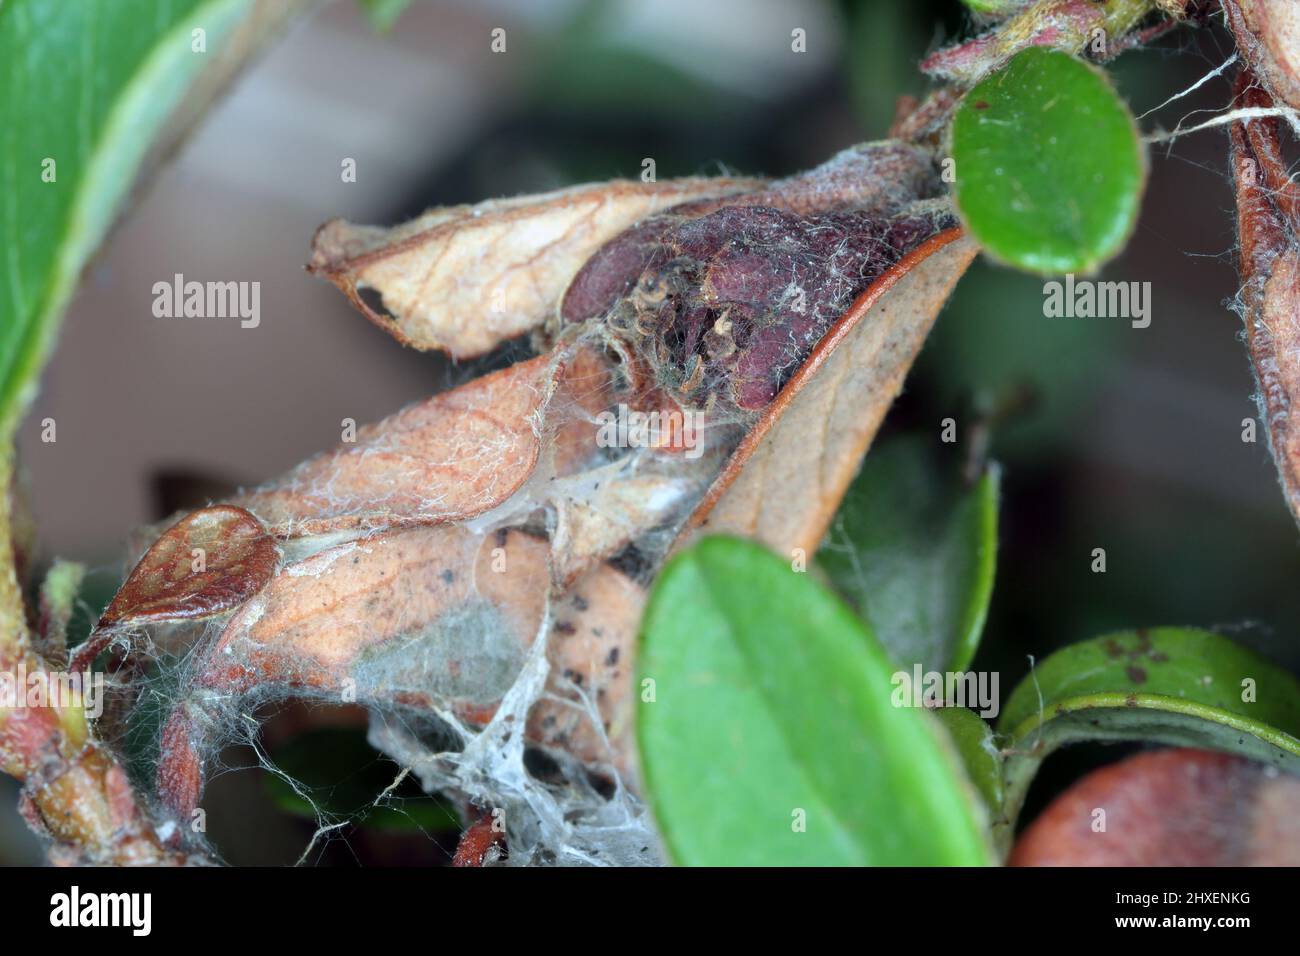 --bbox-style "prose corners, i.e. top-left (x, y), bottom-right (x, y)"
top-left (82, 171), bottom-right (961, 866)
